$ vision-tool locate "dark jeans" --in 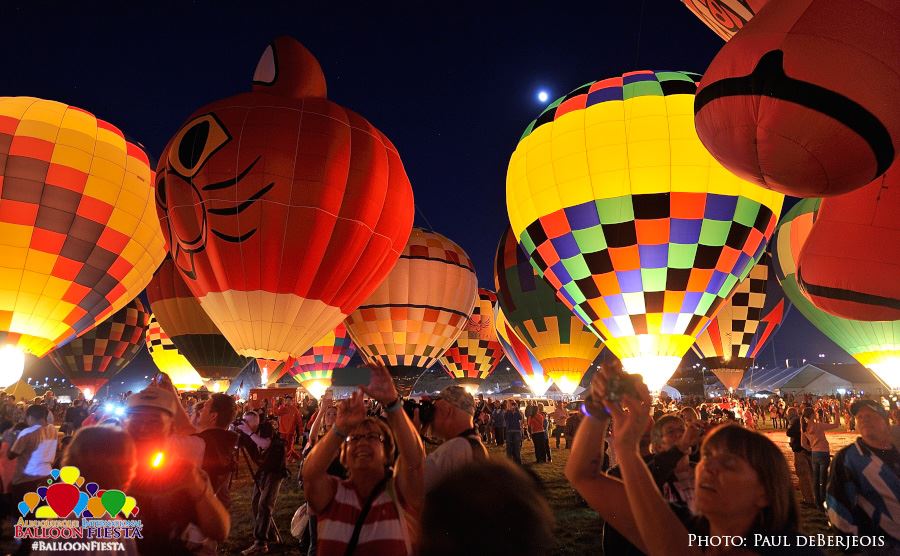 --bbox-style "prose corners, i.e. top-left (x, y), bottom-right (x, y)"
top-left (532, 431), bottom-right (551, 463)
top-left (506, 430), bottom-right (522, 465)
top-left (10, 478), bottom-right (45, 506)
top-left (811, 451), bottom-right (829, 508)
top-left (552, 425), bottom-right (567, 449)
top-left (252, 472), bottom-right (284, 542)
top-left (493, 427), bottom-right (505, 446)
